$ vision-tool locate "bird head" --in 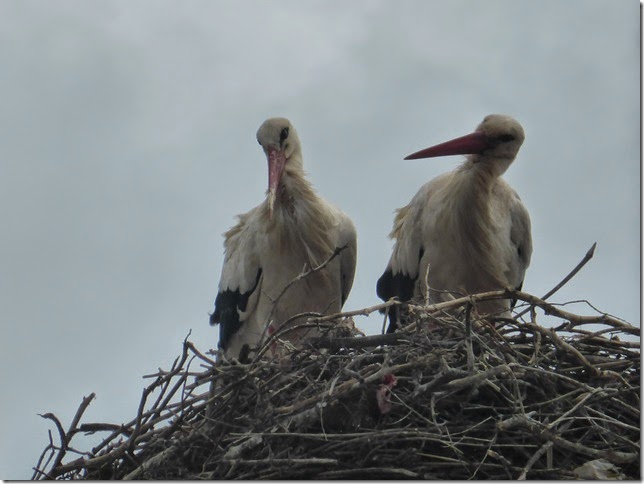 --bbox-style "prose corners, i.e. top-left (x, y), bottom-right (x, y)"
top-left (473, 114), bottom-right (525, 161)
top-left (404, 114), bottom-right (525, 172)
top-left (256, 117), bottom-right (302, 218)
